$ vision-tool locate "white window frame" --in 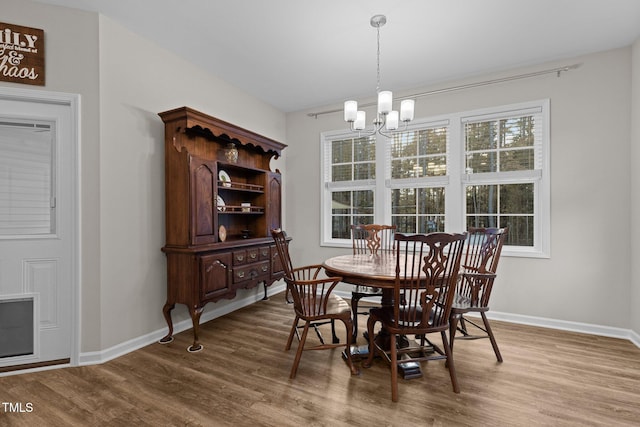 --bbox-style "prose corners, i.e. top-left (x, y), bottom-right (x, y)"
top-left (320, 130), bottom-right (380, 246)
top-left (320, 99), bottom-right (550, 258)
